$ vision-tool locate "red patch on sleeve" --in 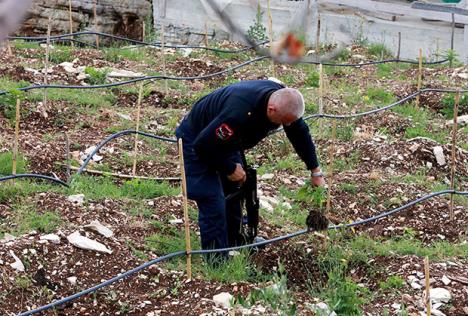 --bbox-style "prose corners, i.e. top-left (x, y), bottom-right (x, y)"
top-left (216, 123), bottom-right (234, 140)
